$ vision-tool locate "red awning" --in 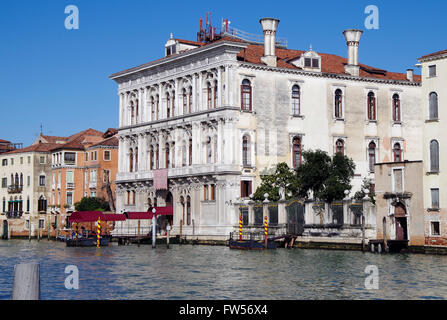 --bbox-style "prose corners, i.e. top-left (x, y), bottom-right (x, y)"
top-left (68, 211), bottom-right (126, 223)
top-left (126, 212), bottom-right (153, 220)
top-left (126, 207), bottom-right (173, 220)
